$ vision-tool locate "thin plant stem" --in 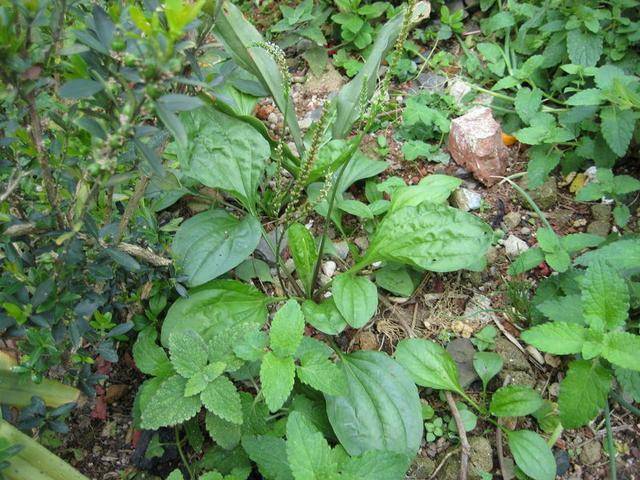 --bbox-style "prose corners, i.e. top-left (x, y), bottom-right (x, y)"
top-left (604, 401), bottom-right (617, 480)
top-left (611, 390), bottom-right (640, 417)
top-left (175, 425), bottom-right (194, 479)
top-left (499, 175), bottom-right (554, 231)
